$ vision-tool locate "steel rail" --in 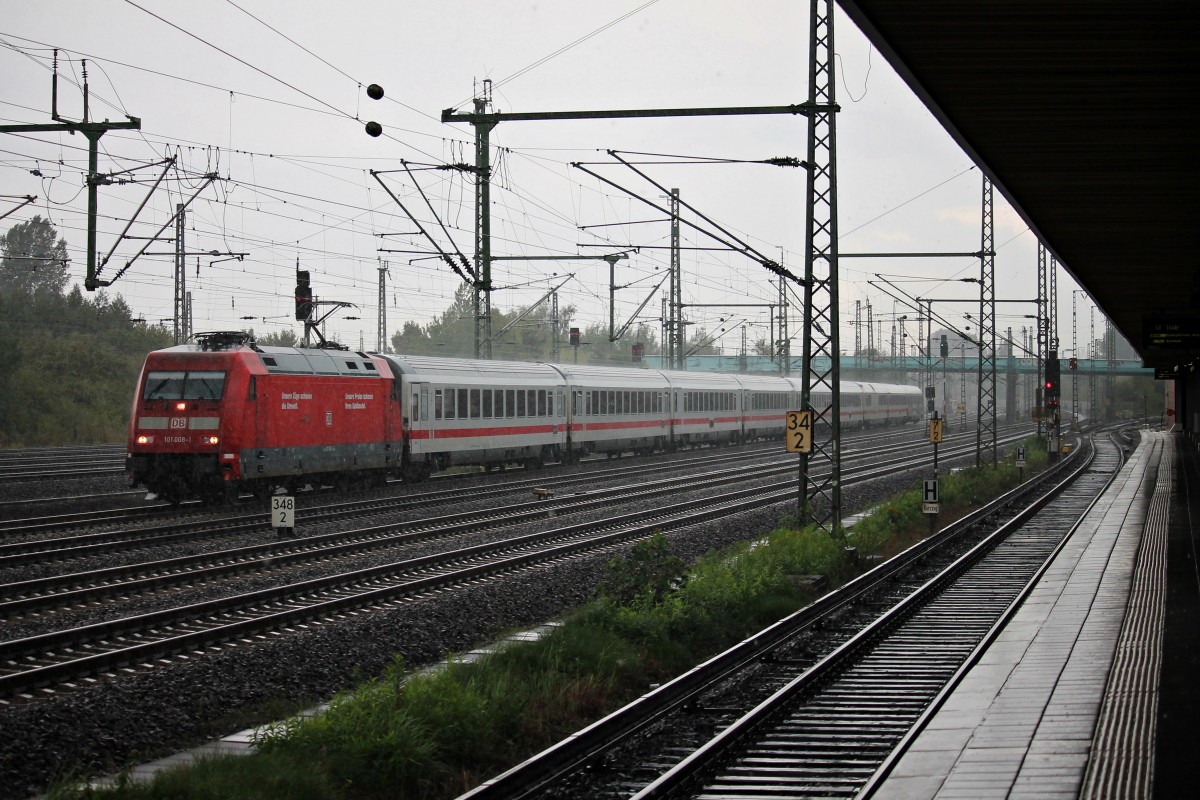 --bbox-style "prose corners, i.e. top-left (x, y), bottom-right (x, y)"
top-left (627, 436), bottom-right (1120, 799)
top-left (0, 431), bottom-right (1026, 698)
top-left (0, 431), bottom-right (1028, 617)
